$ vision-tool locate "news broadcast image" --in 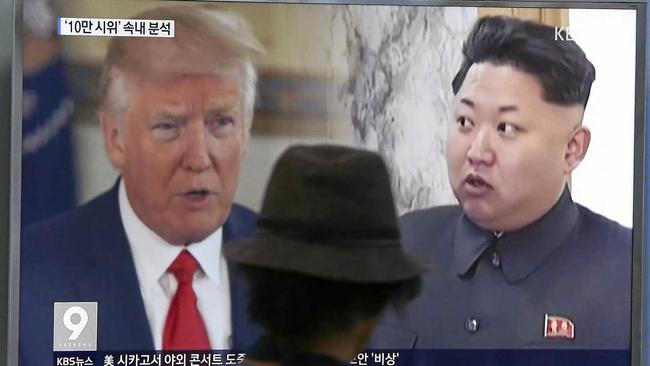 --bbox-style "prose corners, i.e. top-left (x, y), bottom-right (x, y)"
top-left (16, 1), bottom-right (642, 366)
